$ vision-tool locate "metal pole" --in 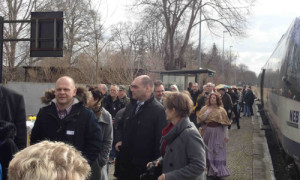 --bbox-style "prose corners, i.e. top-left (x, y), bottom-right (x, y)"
top-left (35, 19), bottom-right (39, 48)
top-left (230, 46), bottom-right (232, 66)
top-left (0, 16), bottom-right (4, 84)
top-left (222, 31), bottom-right (227, 82)
top-left (197, 1), bottom-right (202, 86)
top-left (54, 18), bottom-right (57, 48)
